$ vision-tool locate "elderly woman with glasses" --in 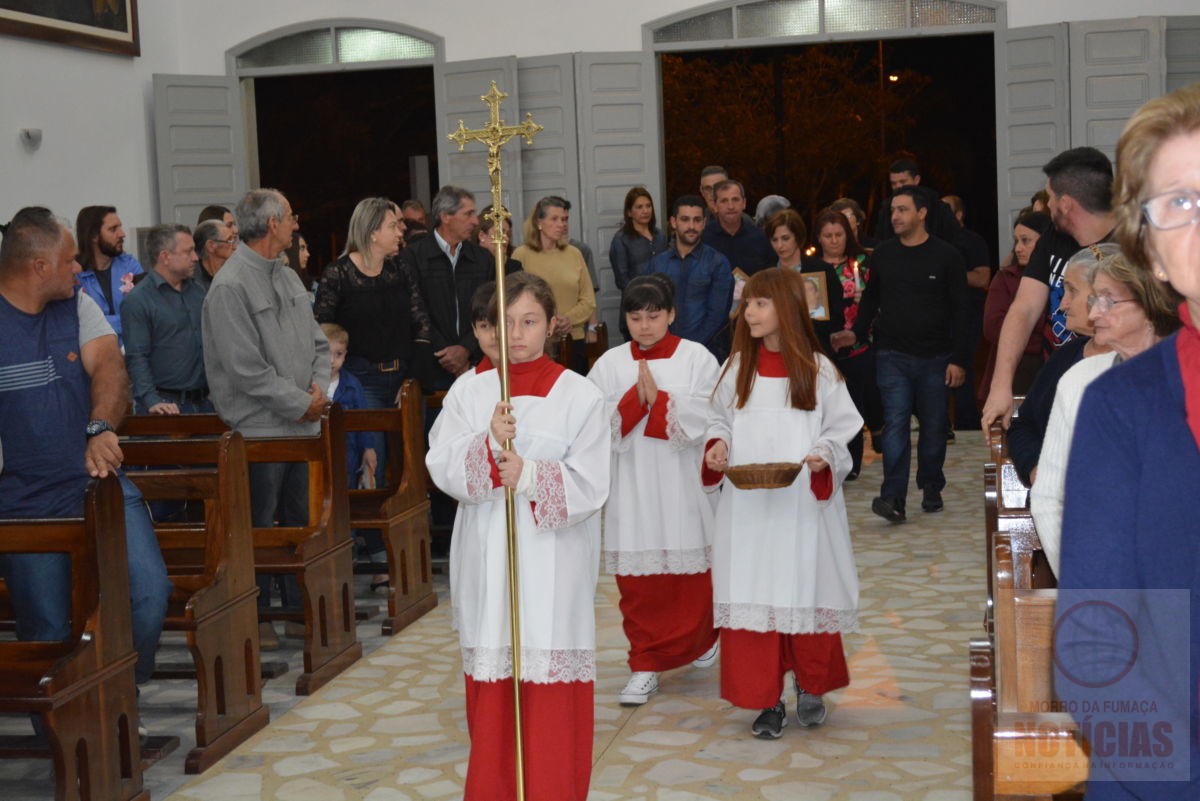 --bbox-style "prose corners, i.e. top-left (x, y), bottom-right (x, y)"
top-left (1029, 243), bottom-right (1180, 575)
top-left (1051, 84), bottom-right (1200, 801)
